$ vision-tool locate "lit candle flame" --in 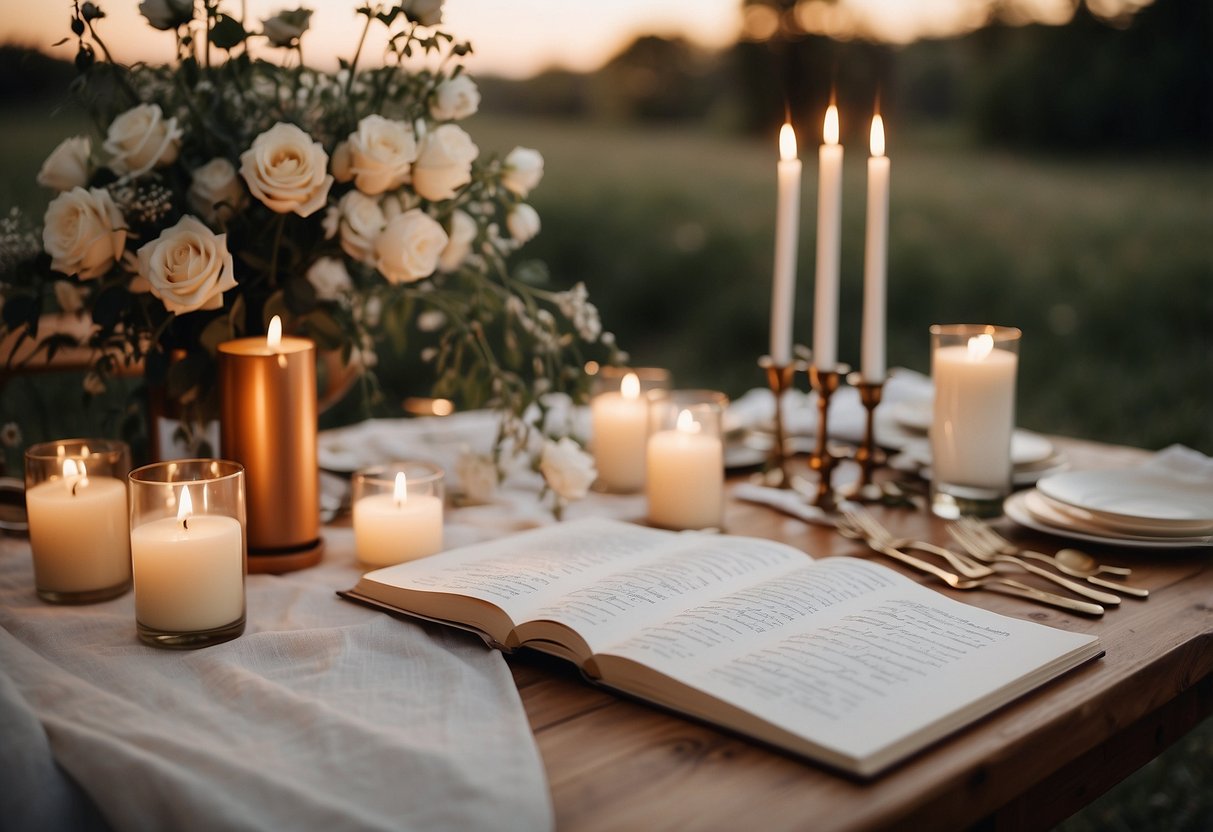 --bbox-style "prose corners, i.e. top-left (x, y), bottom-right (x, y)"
top-left (177, 486), bottom-right (194, 528)
top-left (870, 114), bottom-right (885, 157)
top-left (267, 315), bottom-right (283, 349)
top-left (62, 458), bottom-right (89, 495)
top-left (779, 123), bottom-right (798, 161)
top-left (393, 471), bottom-right (408, 507)
top-left (621, 372), bottom-right (641, 400)
top-left (676, 409), bottom-right (701, 434)
top-left (967, 333), bottom-right (995, 361)
top-left (824, 104), bottom-right (840, 146)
